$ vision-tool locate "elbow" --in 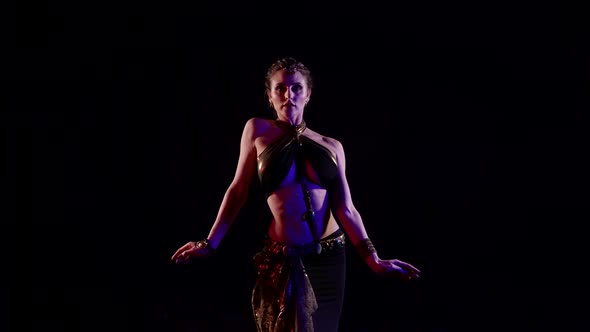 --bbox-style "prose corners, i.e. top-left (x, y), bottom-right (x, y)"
top-left (226, 181), bottom-right (250, 204)
top-left (334, 205), bottom-right (358, 222)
